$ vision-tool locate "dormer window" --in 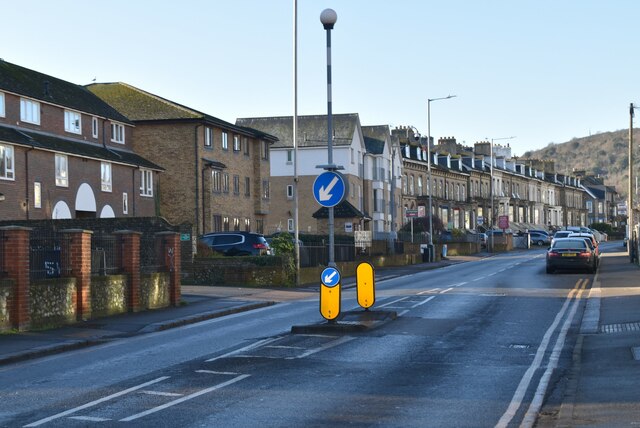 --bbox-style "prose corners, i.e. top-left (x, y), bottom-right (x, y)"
top-left (64, 110), bottom-right (82, 134)
top-left (20, 98), bottom-right (40, 124)
top-left (111, 122), bottom-right (125, 144)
